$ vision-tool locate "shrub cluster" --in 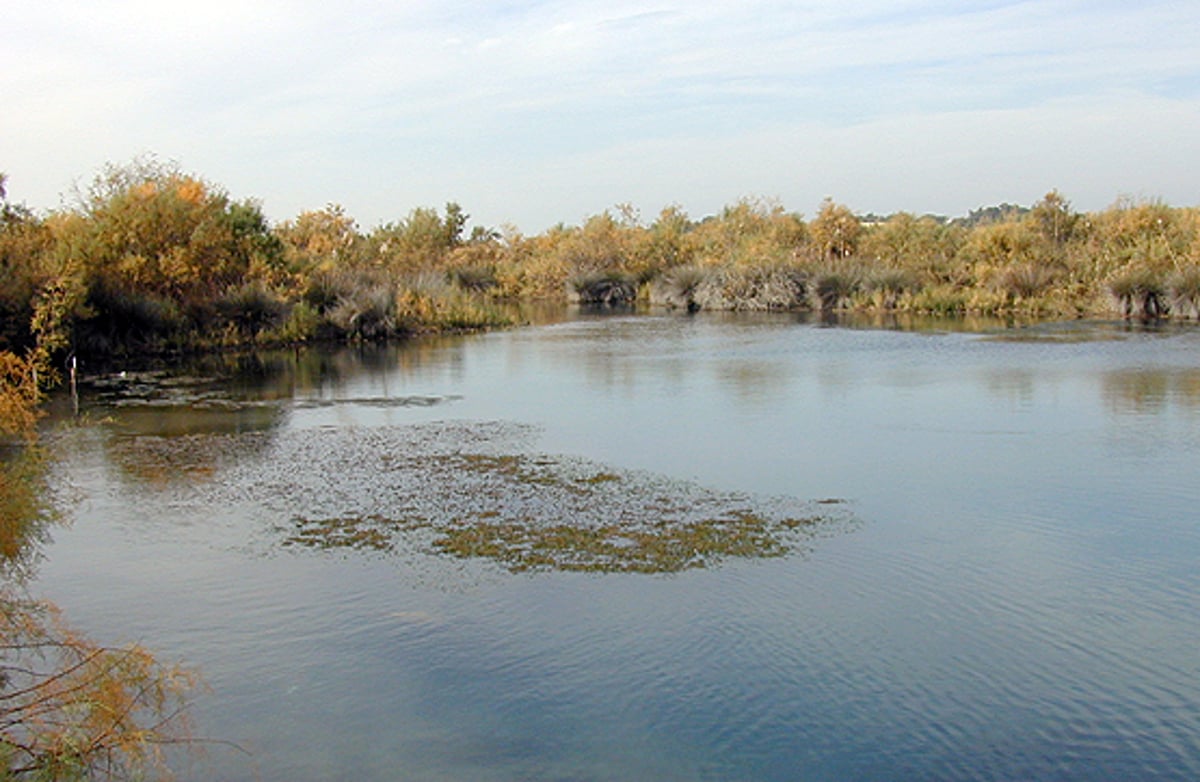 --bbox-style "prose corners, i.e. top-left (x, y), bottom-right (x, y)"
top-left (3, 162), bottom-right (1199, 390)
